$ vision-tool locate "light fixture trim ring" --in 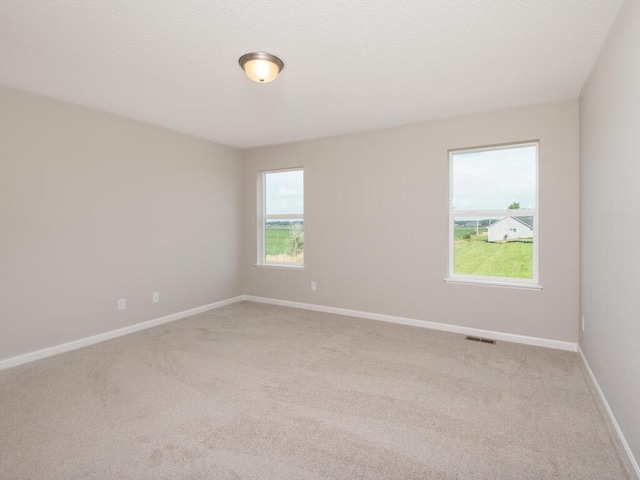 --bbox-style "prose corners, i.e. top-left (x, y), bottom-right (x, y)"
top-left (238, 52), bottom-right (285, 74)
